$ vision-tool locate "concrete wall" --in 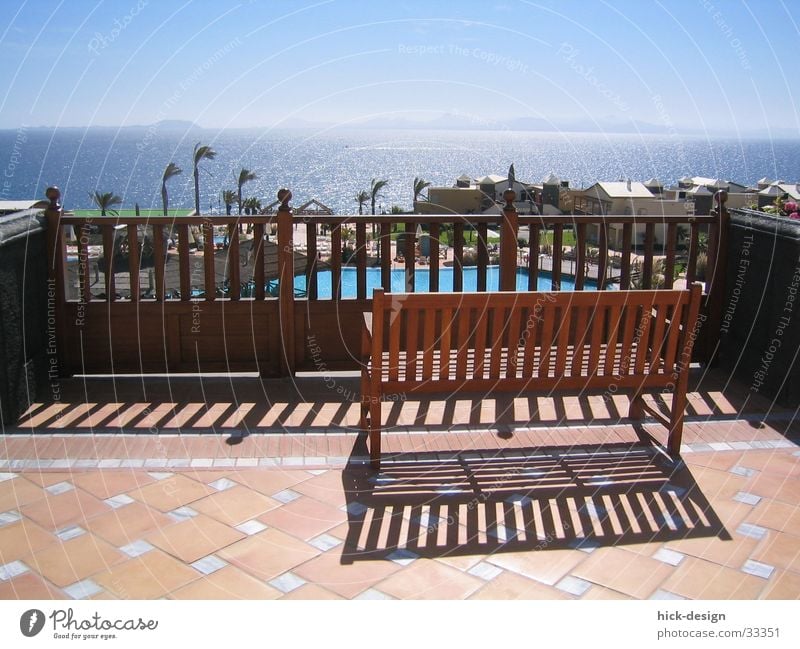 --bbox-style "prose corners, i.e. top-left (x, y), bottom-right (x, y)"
top-left (0, 210), bottom-right (50, 428)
